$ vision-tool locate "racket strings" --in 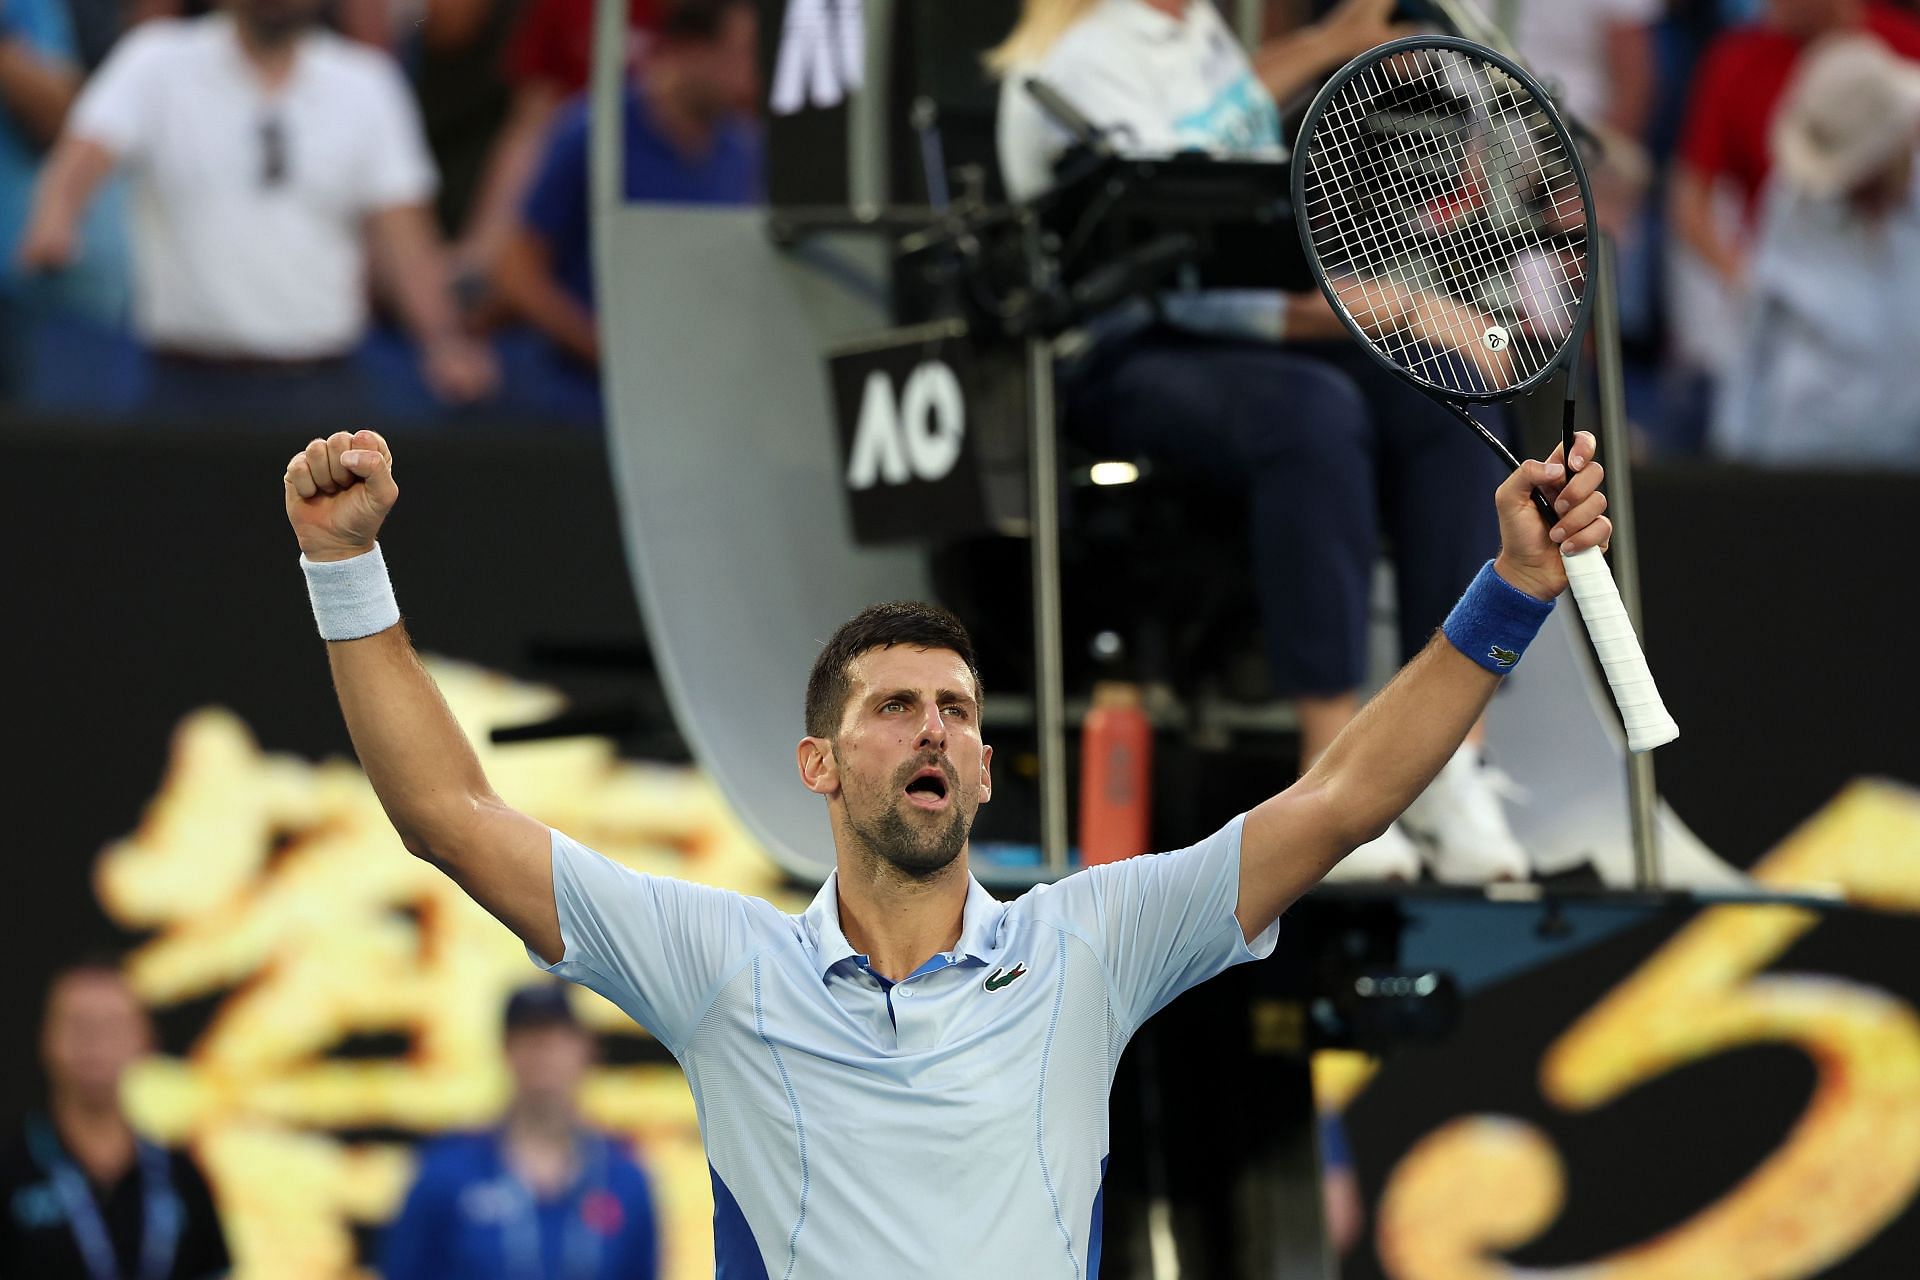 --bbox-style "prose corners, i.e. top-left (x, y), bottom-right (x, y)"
top-left (1321, 70), bottom-right (1552, 384)
top-left (1301, 47), bottom-right (1588, 395)
top-left (1331, 66), bottom-right (1577, 384)
top-left (1312, 59), bottom-right (1570, 379)
top-left (1315, 65), bottom-right (1568, 381)
top-left (1310, 83), bottom-right (1542, 382)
